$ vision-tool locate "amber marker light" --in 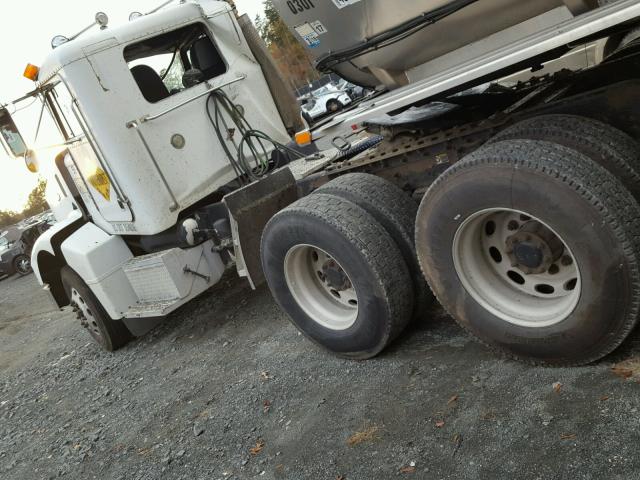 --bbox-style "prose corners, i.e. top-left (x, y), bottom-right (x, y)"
top-left (295, 130), bottom-right (313, 147)
top-left (23, 64), bottom-right (40, 82)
